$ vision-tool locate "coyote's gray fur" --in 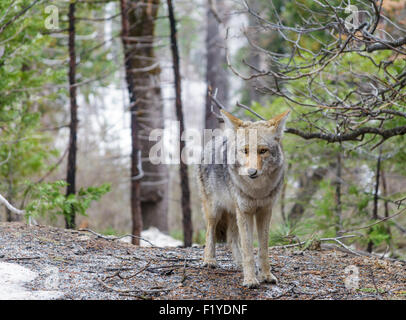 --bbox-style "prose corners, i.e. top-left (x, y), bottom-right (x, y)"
top-left (197, 109), bottom-right (290, 288)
